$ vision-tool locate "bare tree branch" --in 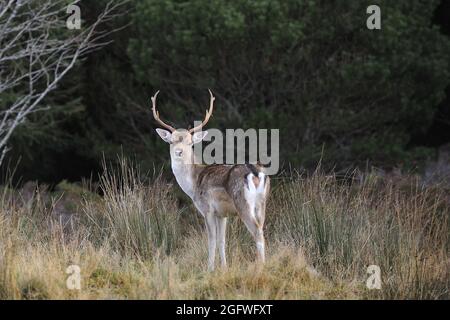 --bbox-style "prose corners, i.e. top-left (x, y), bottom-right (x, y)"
top-left (0, 0), bottom-right (128, 165)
